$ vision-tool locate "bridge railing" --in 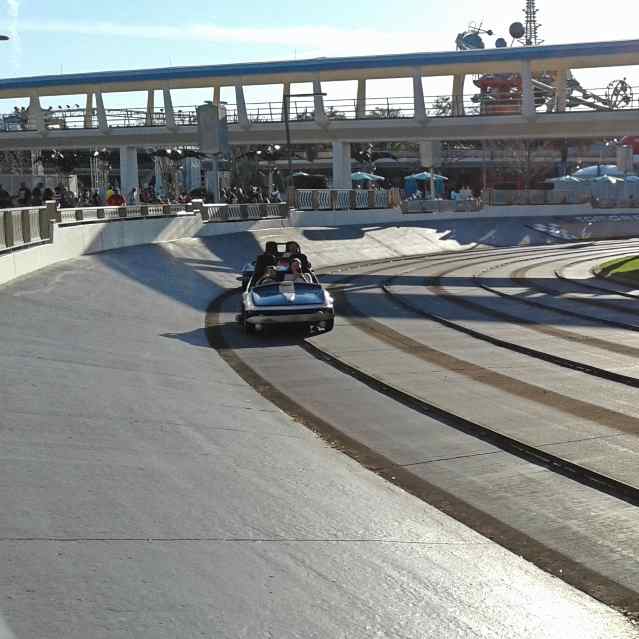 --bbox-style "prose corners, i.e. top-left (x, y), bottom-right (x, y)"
top-left (0, 204), bottom-right (53, 251)
top-left (293, 188), bottom-right (401, 210)
top-left (400, 198), bottom-right (483, 214)
top-left (11, 84), bottom-right (639, 133)
top-left (201, 202), bottom-right (288, 222)
top-left (483, 189), bottom-right (592, 206)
